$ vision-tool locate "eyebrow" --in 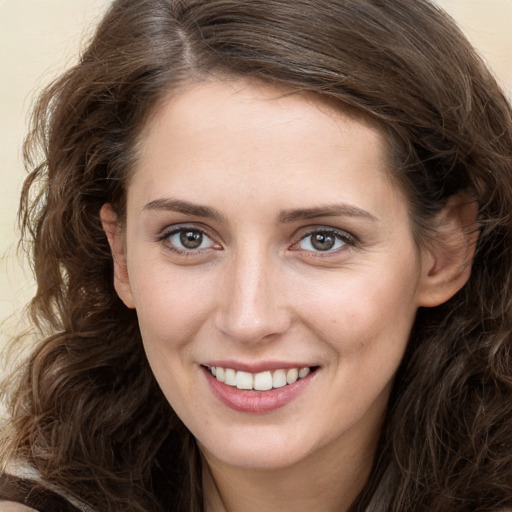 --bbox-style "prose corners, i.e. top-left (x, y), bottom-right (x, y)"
top-left (143, 198), bottom-right (377, 224)
top-left (278, 204), bottom-right (378, 223)
top-left (142, 198), bottom-right (226, 223)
